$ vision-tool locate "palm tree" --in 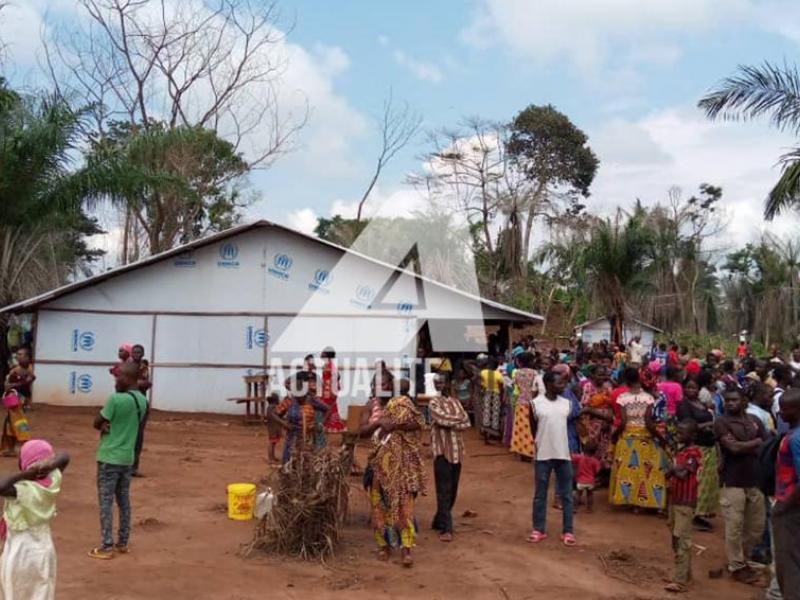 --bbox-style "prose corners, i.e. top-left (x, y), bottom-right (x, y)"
top-left (578, 211), bottom-right (655, 344)
top-left (699, 62), bottom-right (800, 219)
top-left (0, 79), bottom-right (113, 374)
